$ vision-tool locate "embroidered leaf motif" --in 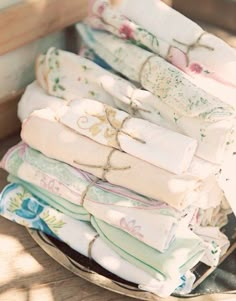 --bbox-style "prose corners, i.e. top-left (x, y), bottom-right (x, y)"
top-left (89, 90), bottom-right (96, 96)
top-left (40, 211), bottom-right (65, 234)
top-left (8, 191), bottom-right (31, 213)
top-left (90, 124), bottom-right (102, 136)
top-left (120, 217), bottom-right (143, 240)
top-left (77, 106), bottom-right (122, 148)
top-left (18, 219), bottom-right (30, 227)
top-left (200, 128), bottom-right (206, 141)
